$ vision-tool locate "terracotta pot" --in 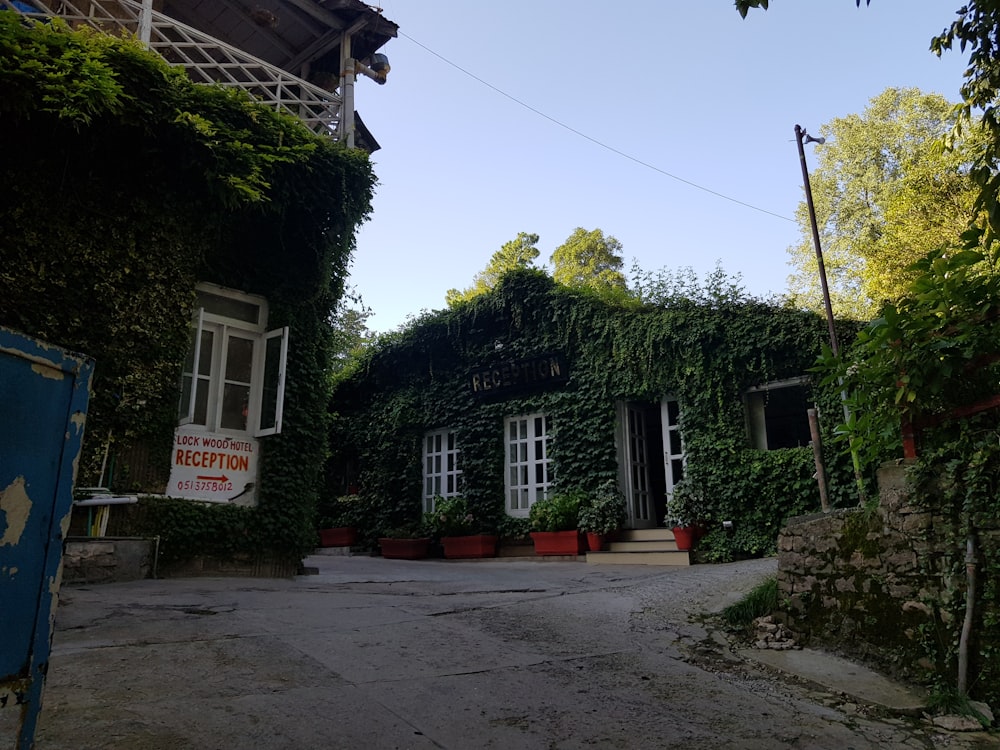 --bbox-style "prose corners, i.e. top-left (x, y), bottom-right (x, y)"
top-left (672, 526), bottom-right (696, 551)
top-left (530, 530), bottom-right (583, 556)
top-left (441, 534), bottom-right (498, 559)
top-left (319, 527), bottom-right (357, 547)
top-left (378, 537), bottom-right (431, 559)
top-left (585, 532), bottom-right (605, 551)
